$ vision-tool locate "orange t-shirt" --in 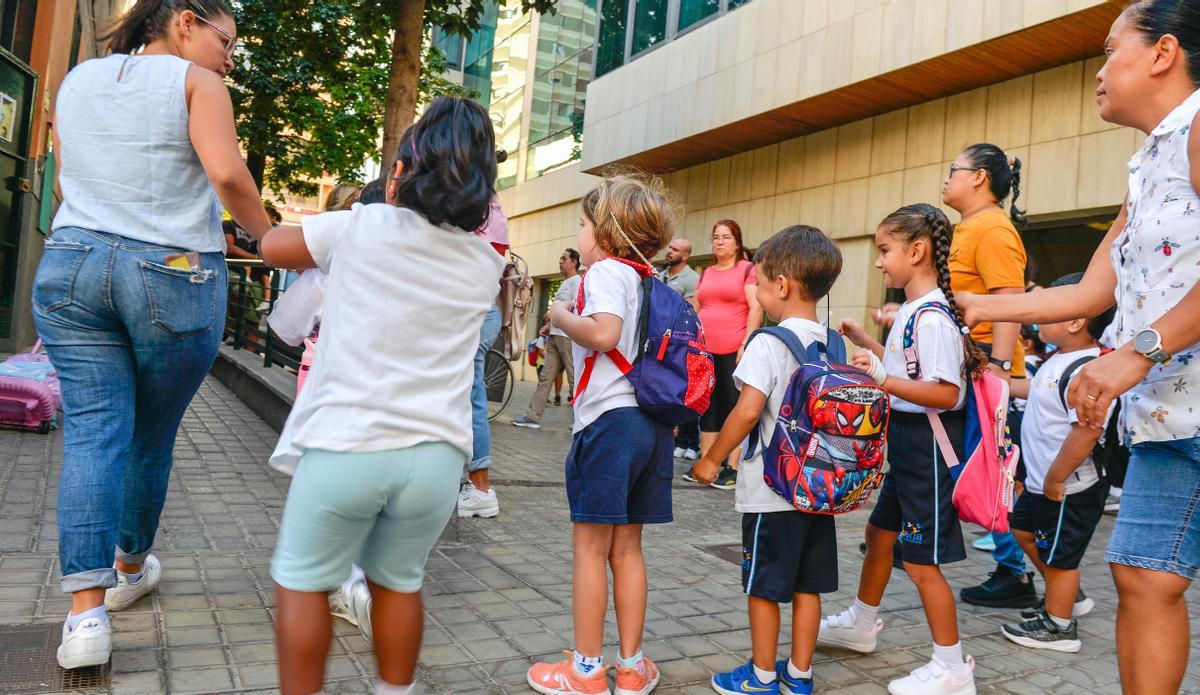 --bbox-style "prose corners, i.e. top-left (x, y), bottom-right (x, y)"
top-left (948, 208), bottom-right (1027, 378)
